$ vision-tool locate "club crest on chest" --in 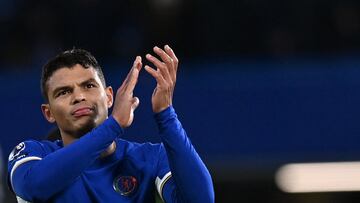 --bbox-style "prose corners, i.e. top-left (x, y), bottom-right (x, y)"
top-left (113, 175), bottom-right (138, 196)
